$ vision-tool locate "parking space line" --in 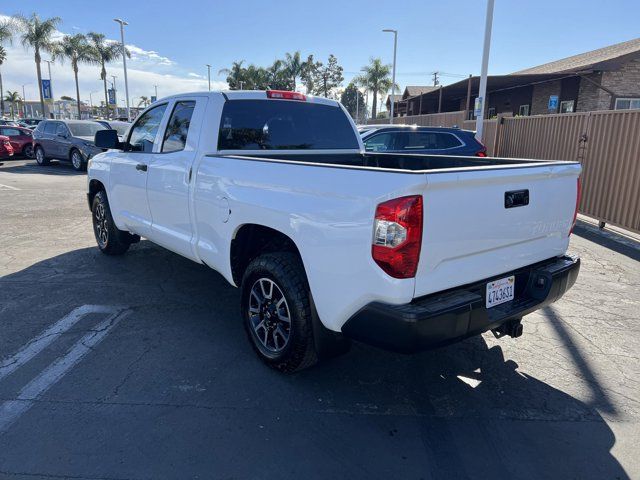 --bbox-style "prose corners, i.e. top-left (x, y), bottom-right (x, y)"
top-left (0, 305), bottom-right (120, 383)
top-left (0, 308), bottom-right (130, 434)
top-left (0, 183), bottom-right (20, 191)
